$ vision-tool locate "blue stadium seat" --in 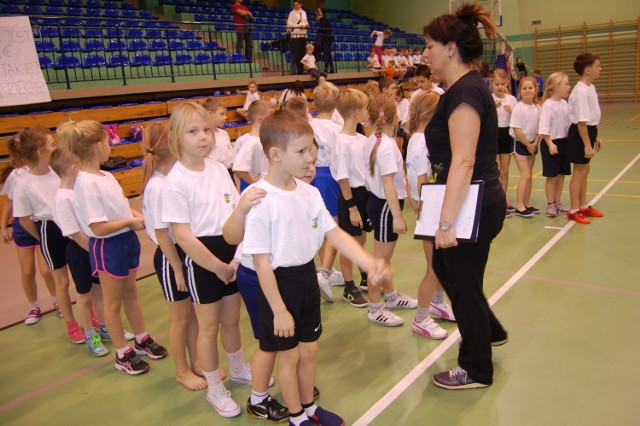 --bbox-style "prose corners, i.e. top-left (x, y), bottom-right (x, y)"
top-left (181, 31), bottom-right (198, 39)
top-left (230, 52), bottom-right (247, 63)
top-left (45, 6), bottom-right (64, 15)
top-left (128, 40), bottom-right (148, 51)
top-left (138, 11), bottom-right (155, 19)
top-left (142, 21), bottom-right (160, 28)
top-left (86, 8), bottom-right (103, 17)
top-left (194, 53), bottom-right (212, 64)
top-left (67, 0), bottom-right (83, 6)
top-left (66, 7), bottom-right (83, 16)
top-left (149, 40), bottom-right (168, 51)
top-left (107, 54), bottom-right (130, 67)
top-left (334, 52), bottom-right (344, 61)
top-left (153, 54), bottom-right (172, 66)
top-left (38, 56), bottom-right (54, 69)
top-left (61, 28), bottom-right (81, 37)
top-left (35, 40), bottom-right (58, 53)
top-left (85, 28), bottom-right (105, 37)
top-left (123, 21), bottom-right (142, 28)
top-left (131, 54), bottom-right (152, 66)
top-left (83, 54), bottom-right (106, 68)
top-left (121, 10), bottom-right (137, 19)
top-left (40, 27), bottom-right (59, 37)
top-left (61, 40), bottom-right (81, 52)
top-left (107, 28), bottom-right (125, 38)
top-left (0, 5), bottom-right (21, 14)
top-left (213, 53), bottom-right (229, 63)
top-left (166, 30), bottom-right (181, 38)
top-left (104, 9), bottom-right (120, 18)
top-left (169, 40), bottom-right (186, 50)
top-left (83, 40), bottom-right (105, 52)
top-left (105, 40), bottom-right (127, 51)
top-left (64, 19), bottom-right (84, 26)
top-left (126, 29), bottom-right (143, 38)
top-left (145, 29), bottom-right (162, 38)
top-left (186, 40), bottom-right (204, 50)
top-left (55, 55), bottom-right (82, 69)
top-left (175, 53), bottom-right (194, 65)
top-left (86, 0), bottom-right (102, 7)
top-left (48, 0), bottom-right (64, 5)
top-left (24, 5), bottom-right (44, 14)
